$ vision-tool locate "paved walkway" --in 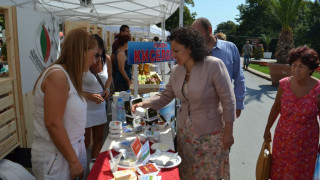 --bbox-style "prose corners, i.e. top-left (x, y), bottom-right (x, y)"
top-left (241, 57), bottom-right (274, 81)
top-left (230, 69), bottom-right (278, 179)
